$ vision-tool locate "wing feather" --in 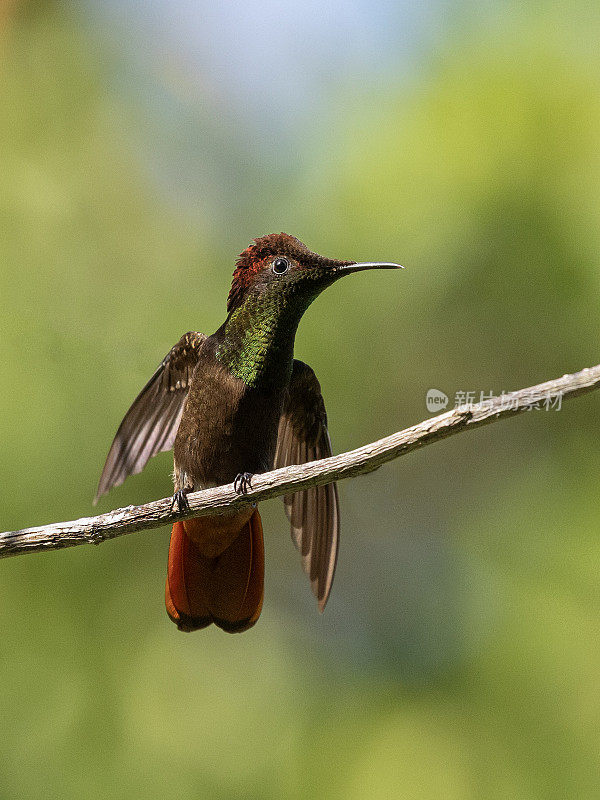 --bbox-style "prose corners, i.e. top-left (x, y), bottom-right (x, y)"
top-left (274, 360), bottom-right (340, 610)
top-left (94, 331), bottom-right (206, 503)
